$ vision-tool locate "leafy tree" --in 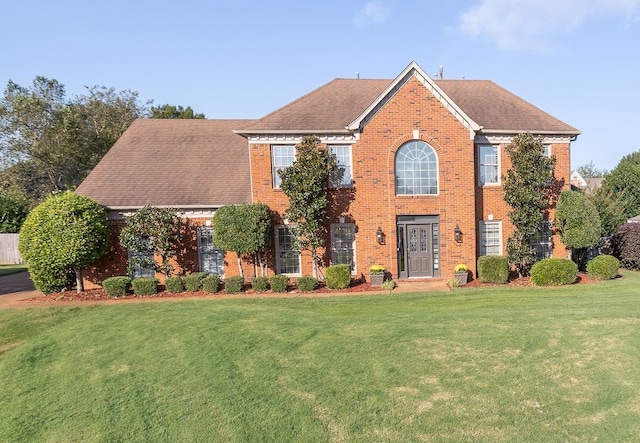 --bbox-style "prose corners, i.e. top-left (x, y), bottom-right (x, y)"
top-left (593, 150), bottom-right (640, 235)
top-left (18, 191), bottom-right (109, 293)
top-left (119, 206), bottom-right (182, 278)
top-left (0, 77), bottom-right (148, 200)
top-left (150, 104), bottom-right (205, 119)
top-left (0, 190), bottom-right (29, 233)
top-left (279, 135), bottom-right (338, 277)
top-left (555, 190), bottom-right (602, 270)
top-left (213, 203), bottom-right (272, 278)
top-left (503, 133), bottom-right (556, 277)
top-left (576, 161), bottom-right (607, 178)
